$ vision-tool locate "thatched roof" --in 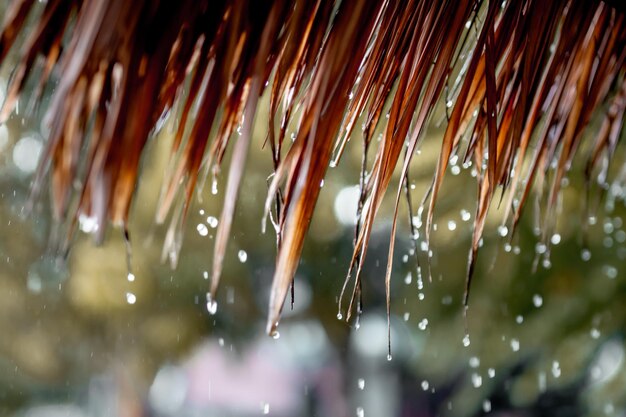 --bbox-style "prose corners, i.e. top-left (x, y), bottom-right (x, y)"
top-left (1, 0), bottom-right (624, 342)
